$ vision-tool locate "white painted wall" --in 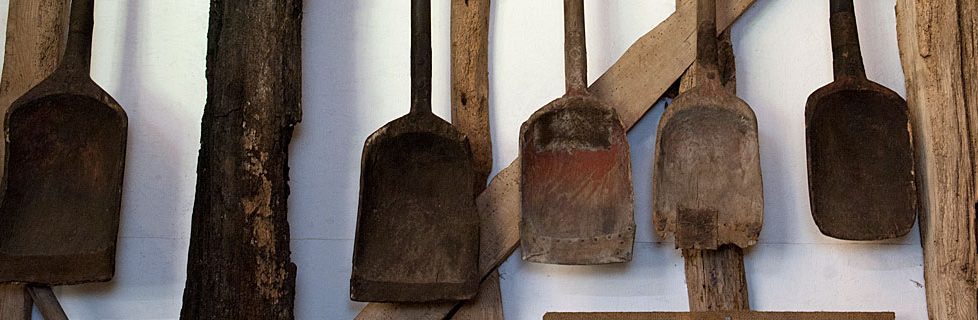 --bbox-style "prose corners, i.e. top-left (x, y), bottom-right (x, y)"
top-left (0, 0), bottom-right (927, 319)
